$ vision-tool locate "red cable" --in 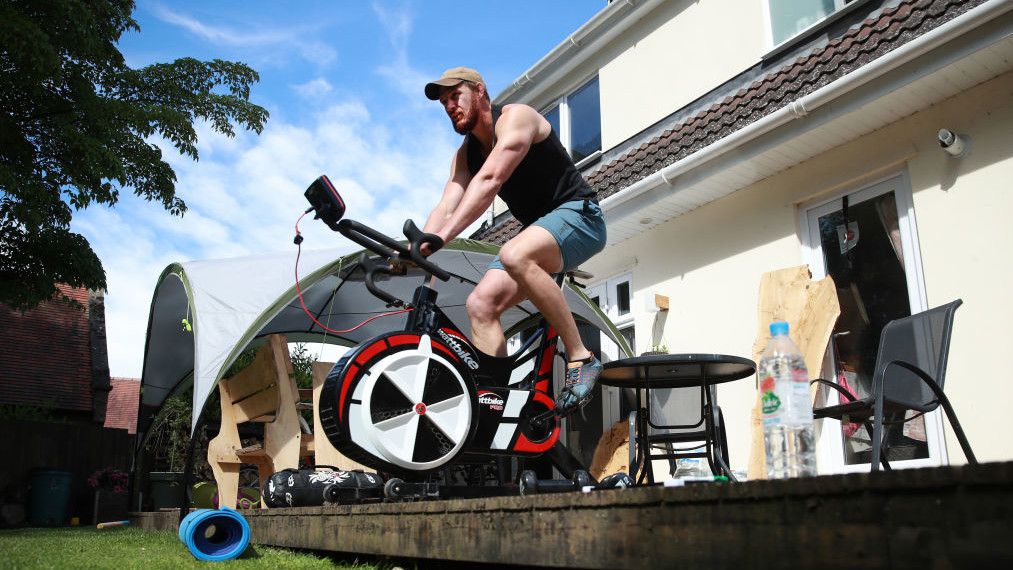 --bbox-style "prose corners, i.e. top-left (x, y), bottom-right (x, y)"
top-left (294, 211), bottom-right (411, 335)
